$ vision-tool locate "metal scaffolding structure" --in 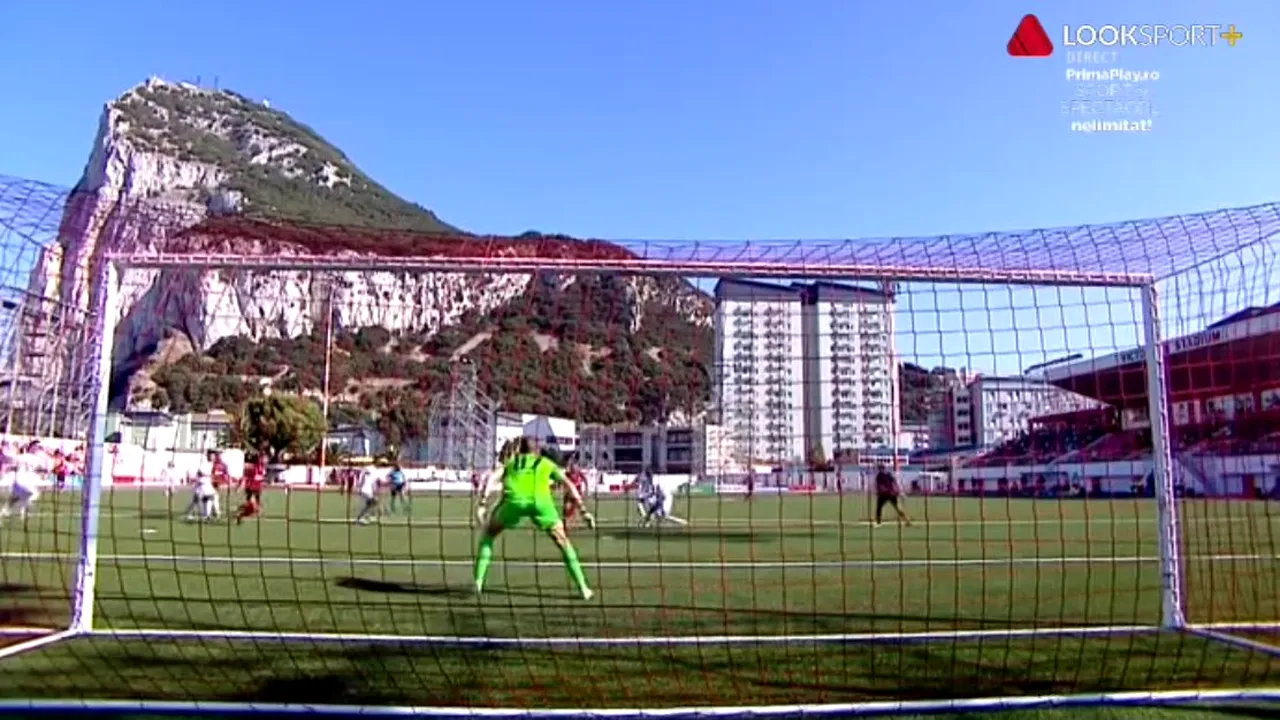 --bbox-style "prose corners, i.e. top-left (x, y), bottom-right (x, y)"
top-left (0, 285), bottom-right (96, 440)
top-left (424, 359), bottom-right (499, 470)
top-left (0, 175), bottom-right (98, 441)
